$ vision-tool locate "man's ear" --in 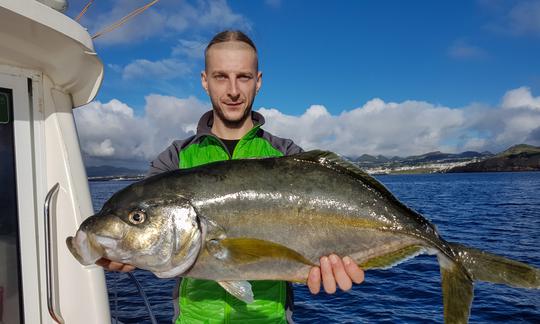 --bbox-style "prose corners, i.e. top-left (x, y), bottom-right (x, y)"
top-left (201, 71), bottom-right (209, 93)
top-left (256, 71), bottom-right (262, 93)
